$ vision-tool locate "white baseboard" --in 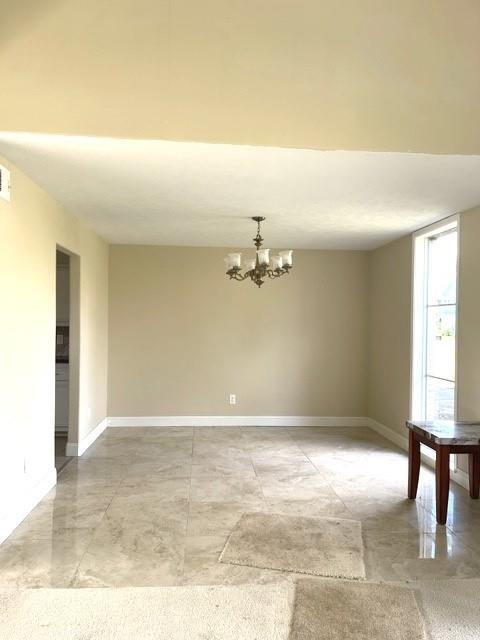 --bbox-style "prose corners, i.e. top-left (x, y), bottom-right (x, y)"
top-left (451, 467), bottom-right (470, 491)
top-left (0, 467), bottom-right (56, 545)
top-left (367, 418), bottom-right (409, 451)
top-left (66, 417), bottom-right (108, 456)
top-left (368, 418), bottom-right (470, 491)
top-left (107, 416), bottom-right (370, 428)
